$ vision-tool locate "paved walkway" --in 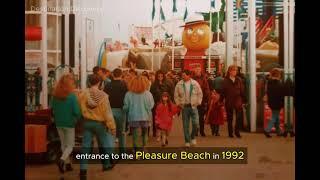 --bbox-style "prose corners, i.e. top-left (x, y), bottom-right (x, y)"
top-left (25, 115), bottom-right (295, 180)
